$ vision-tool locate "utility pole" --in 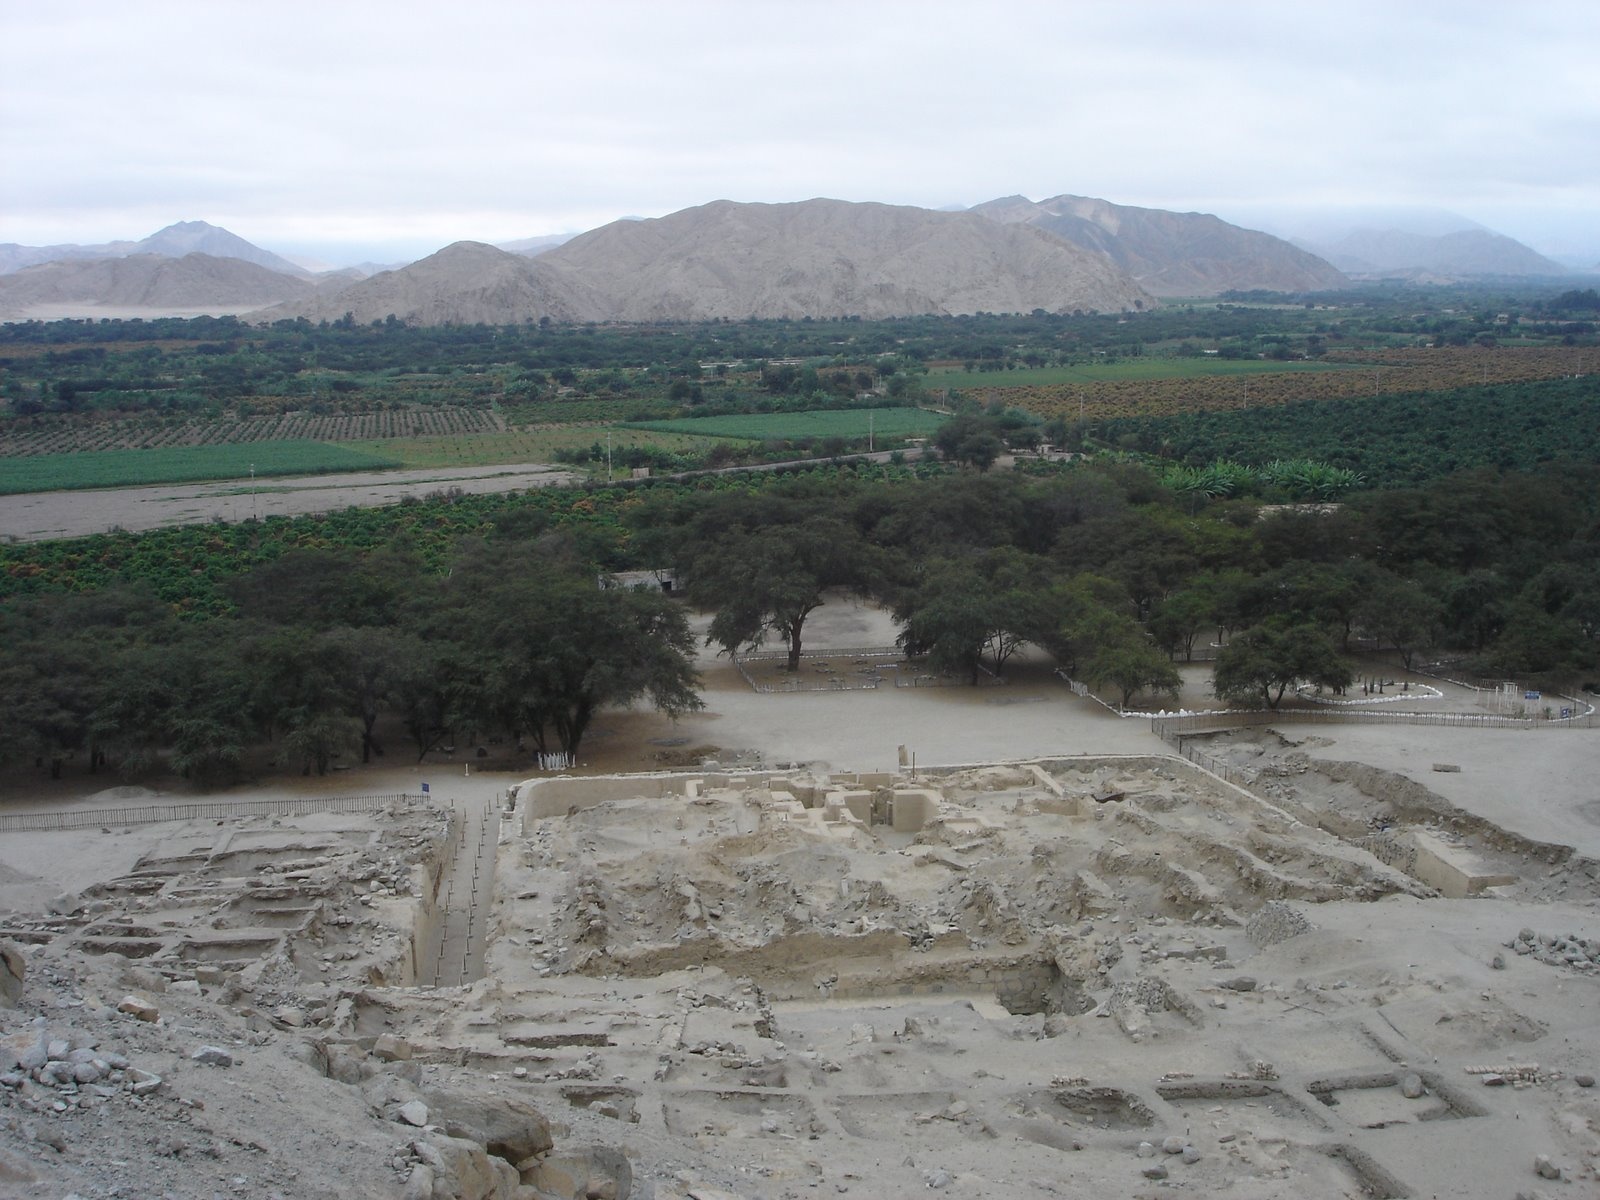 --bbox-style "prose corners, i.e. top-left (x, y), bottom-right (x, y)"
top-left (250, 463), bottom-right (257, 519)
top-left (606, 432), bottom-right (613, 482)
